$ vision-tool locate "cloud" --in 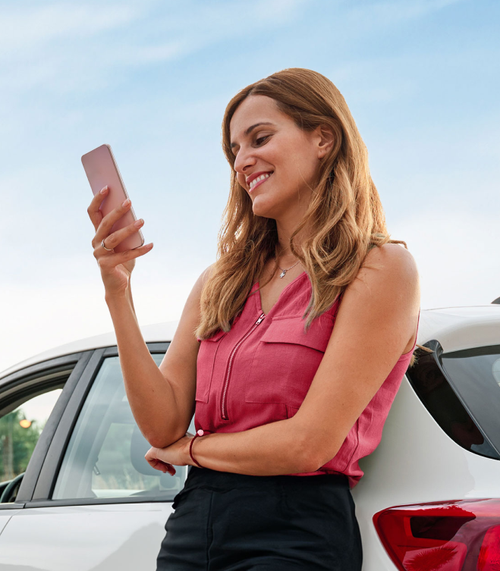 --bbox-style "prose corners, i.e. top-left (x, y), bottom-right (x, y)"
top-left (0, 3), bottom-right (139, 56)
top-left (391, 208), bottom-right (500, 309)
top-left (0, 0), bottom-right (495, 376)
top-left (254, 0), bottom-right (311, 22)
top-left (0, 0), bottom-right (317, 99)
top-left (343, 0), bottom-right (468, 30)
